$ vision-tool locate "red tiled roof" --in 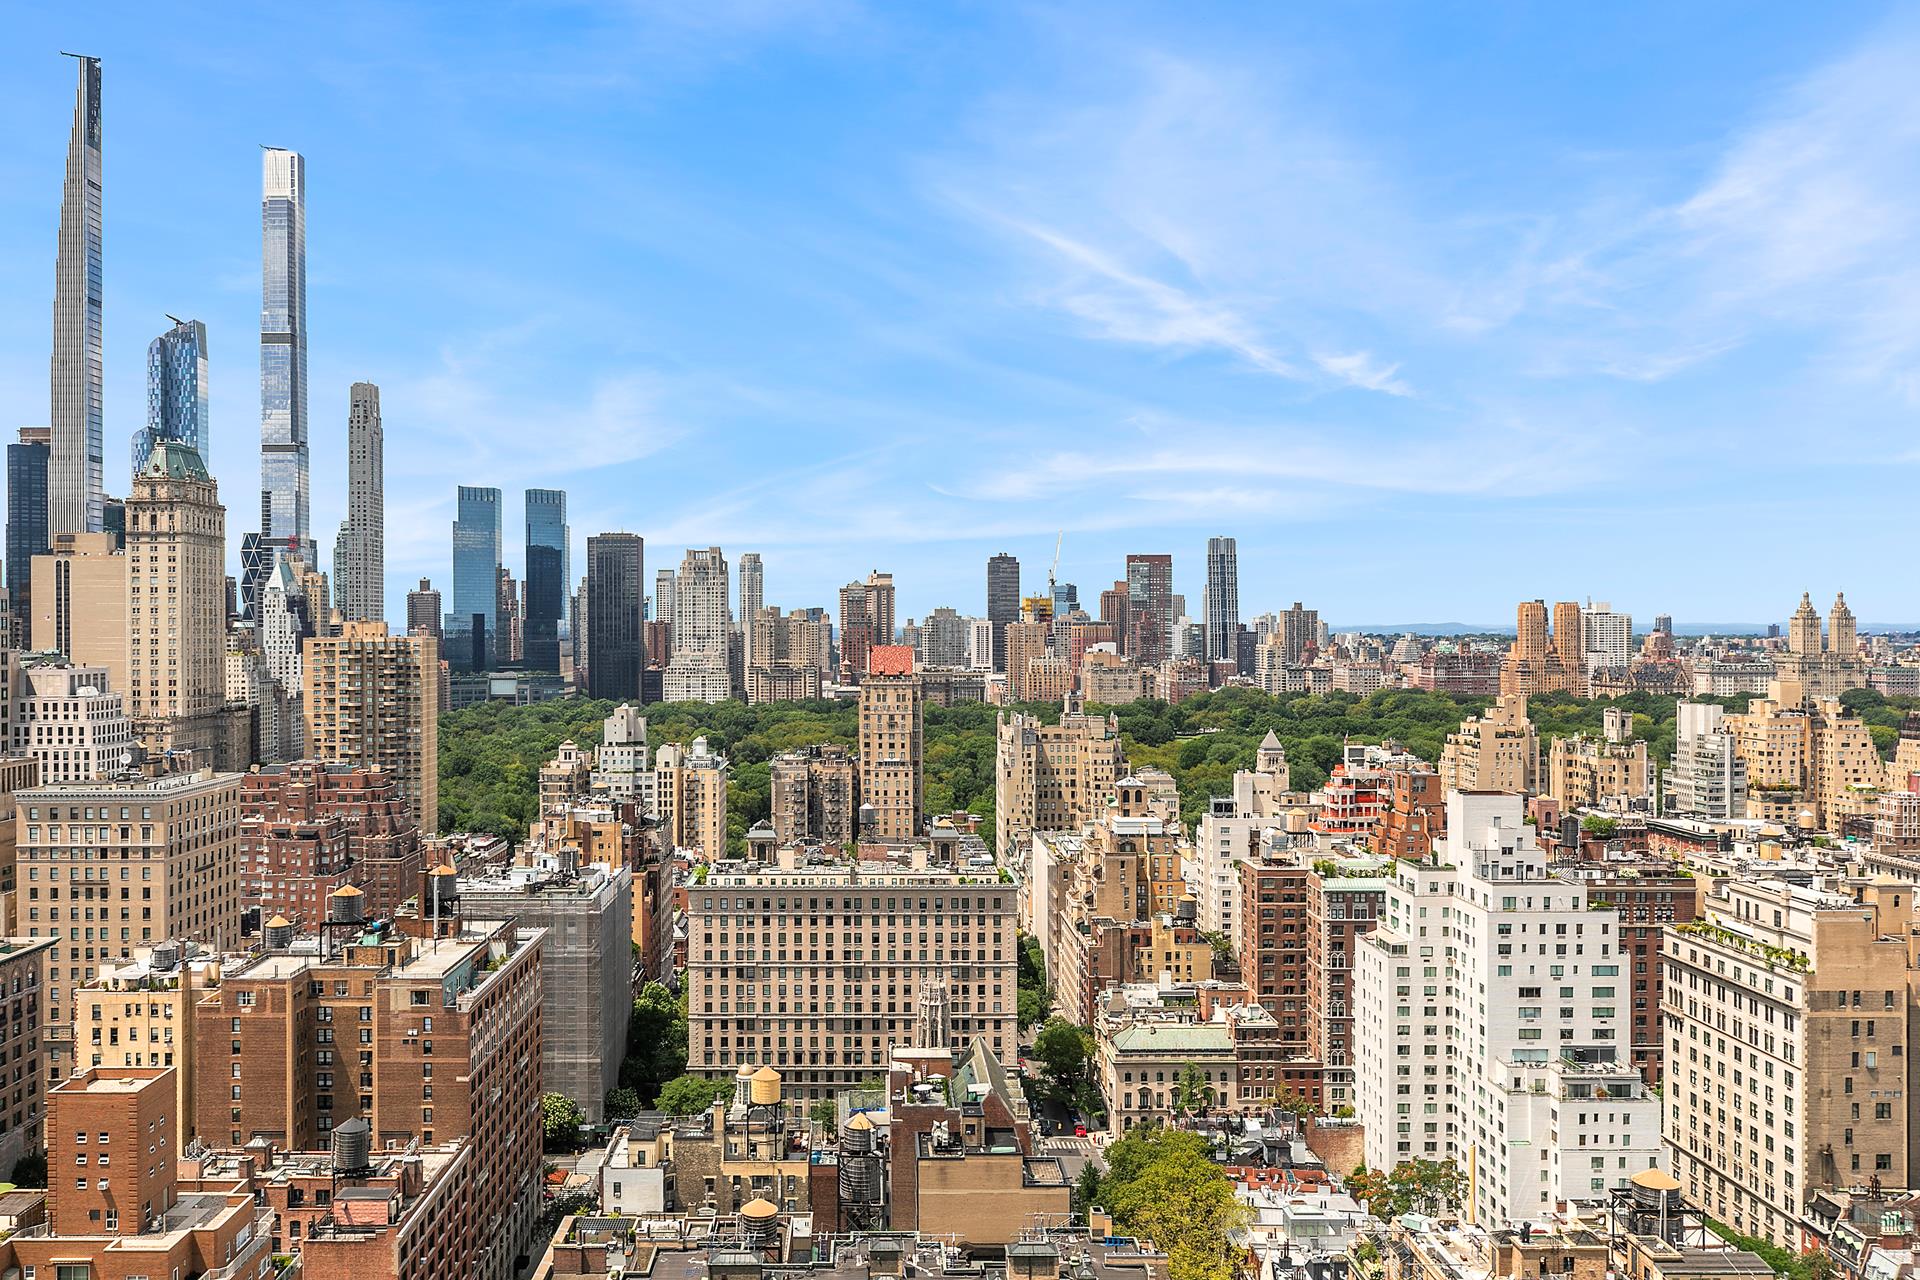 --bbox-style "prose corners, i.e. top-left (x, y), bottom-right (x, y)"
top-left (868, 646), bottom-right (915, 676)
